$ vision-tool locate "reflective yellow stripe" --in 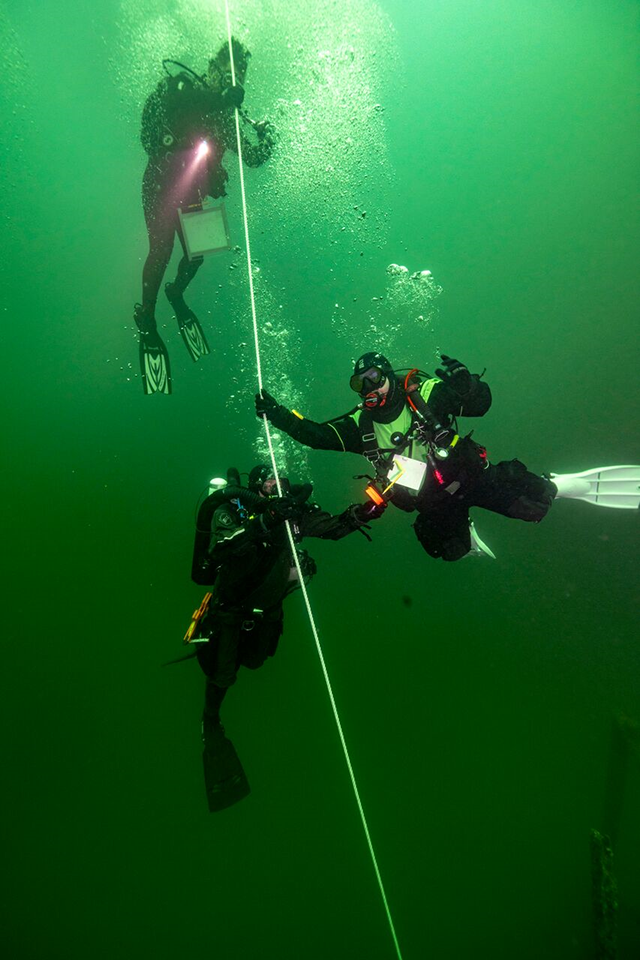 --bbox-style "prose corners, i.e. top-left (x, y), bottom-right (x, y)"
top-left (292, 409), bottom-right (304, 419)
top-left (327, 422), bottom-right (346, 451)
